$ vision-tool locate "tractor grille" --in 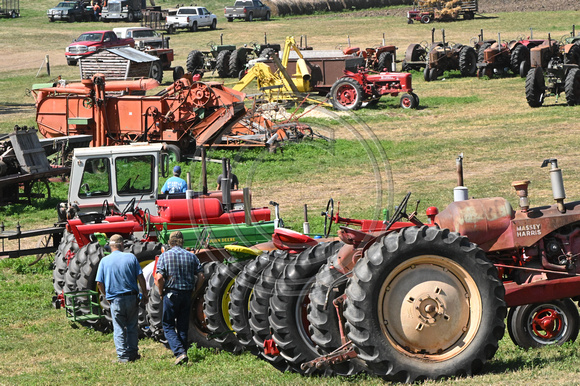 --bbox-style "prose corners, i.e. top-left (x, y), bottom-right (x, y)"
top-left (68, 45), bottom-right (88, 54)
